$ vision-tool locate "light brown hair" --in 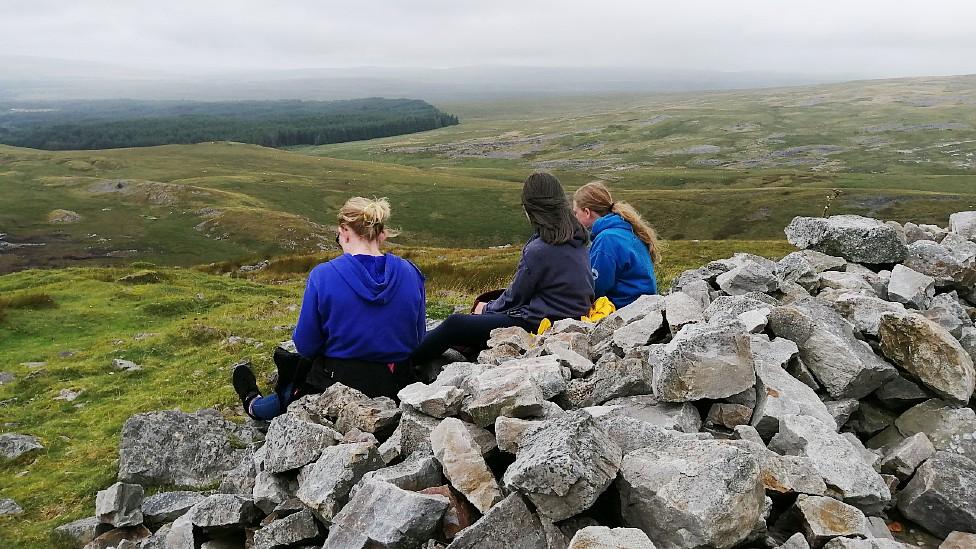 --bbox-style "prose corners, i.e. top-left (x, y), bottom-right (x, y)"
top-left (573, 181), bottom-right (660, 263)
top-left (337, 196), bottom-right (396, 241)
